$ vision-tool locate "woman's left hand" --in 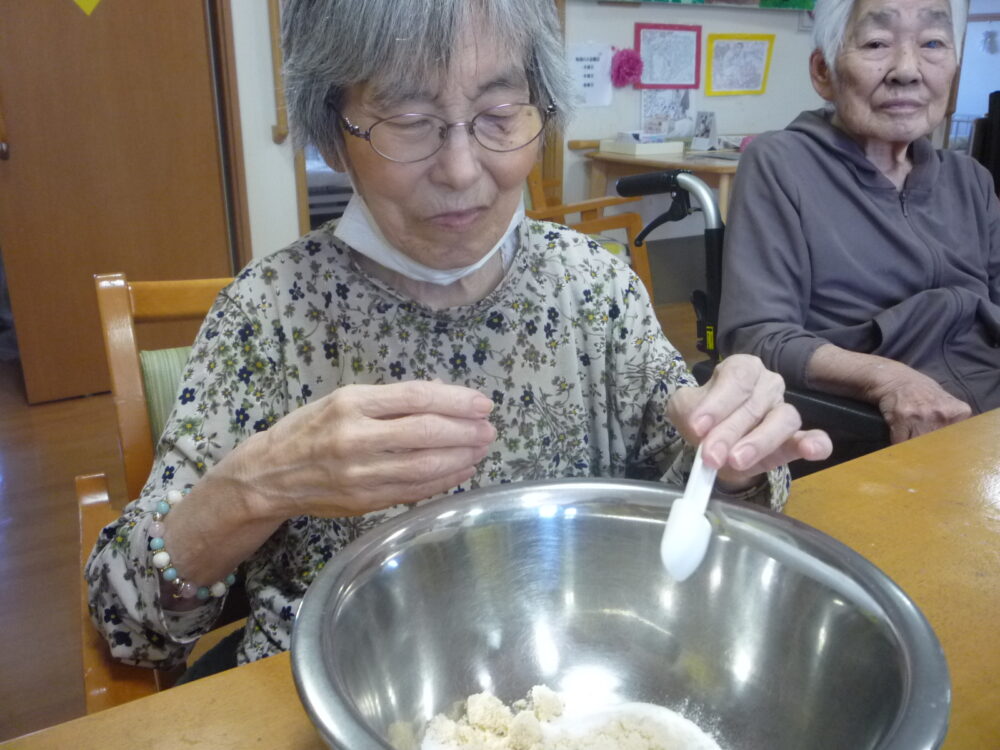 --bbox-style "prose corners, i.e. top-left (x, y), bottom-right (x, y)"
top-left (667, 354), bottom-right (833, 490)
